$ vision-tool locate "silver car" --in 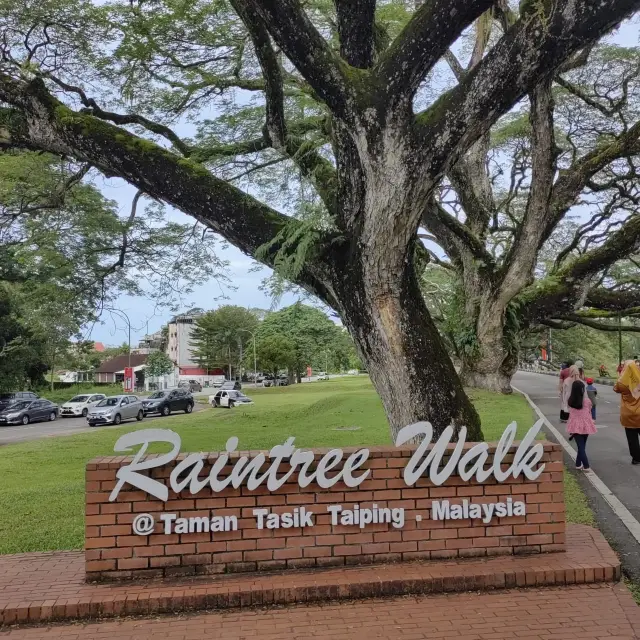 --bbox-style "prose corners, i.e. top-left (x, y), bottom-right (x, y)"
top-left (87, 395), bottom-right (144, 427)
